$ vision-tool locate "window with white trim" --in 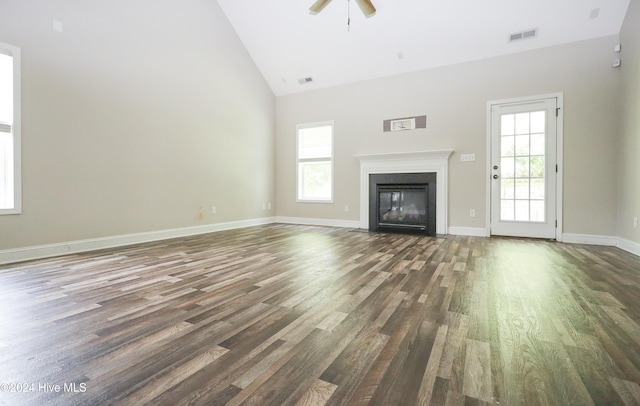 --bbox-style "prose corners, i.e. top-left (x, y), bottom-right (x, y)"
top-left (297, 122), bottom-right (333, 202)
top-left (0, 42), bottom-right (20, 214)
